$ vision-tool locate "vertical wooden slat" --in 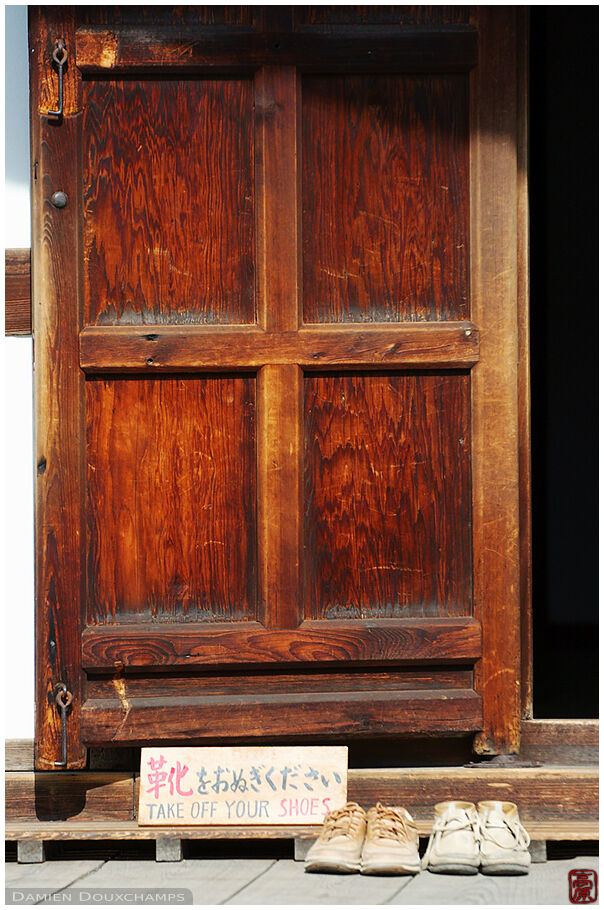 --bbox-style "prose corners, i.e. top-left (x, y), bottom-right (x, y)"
top-left (255, 66), bottom-right (299, 332)
top-left (29, 6), bottom-right (81, 117)
top-left (517, 8), bottom-right (533, 721)
top-left (30, 7), bottom-right (86, 769)
top-left (257, 364), bottom-right (303, 629)
top-left (255, 64), bottom-right (303, 629)
top-left (470, 7), bottom-right (521, 753)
